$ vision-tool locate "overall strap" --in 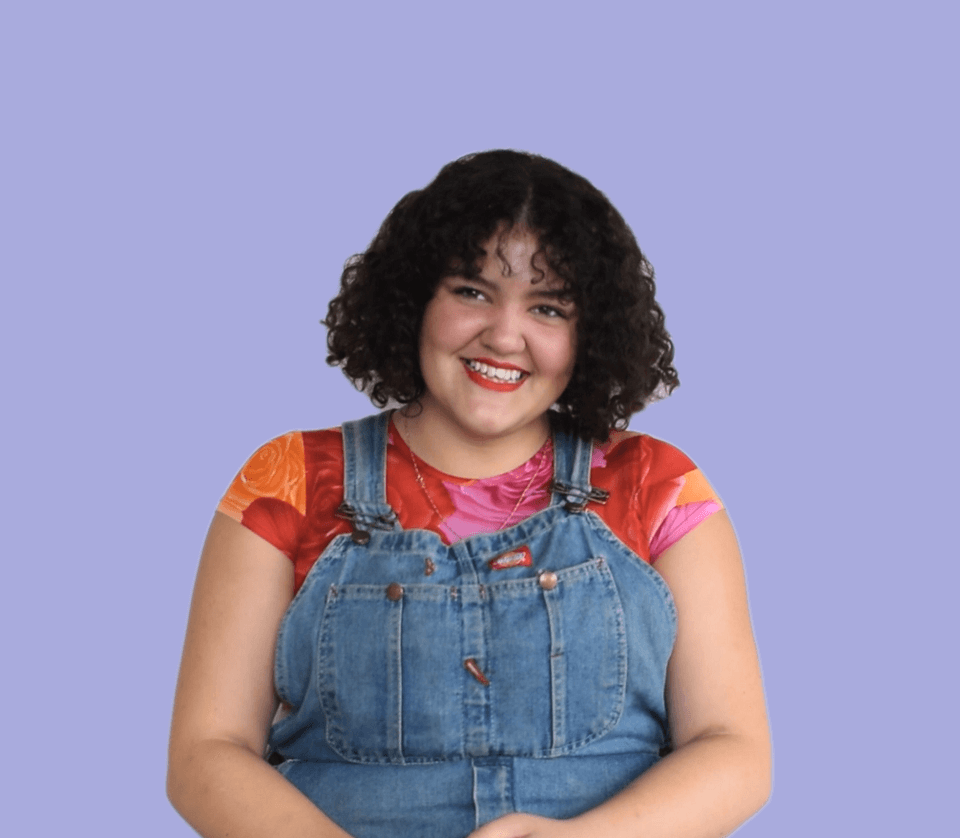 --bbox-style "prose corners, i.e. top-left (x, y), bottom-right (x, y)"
top-left (339, 412), bottom-right (398, 544)
top-left (550, 427), bottom-right (610, 513)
